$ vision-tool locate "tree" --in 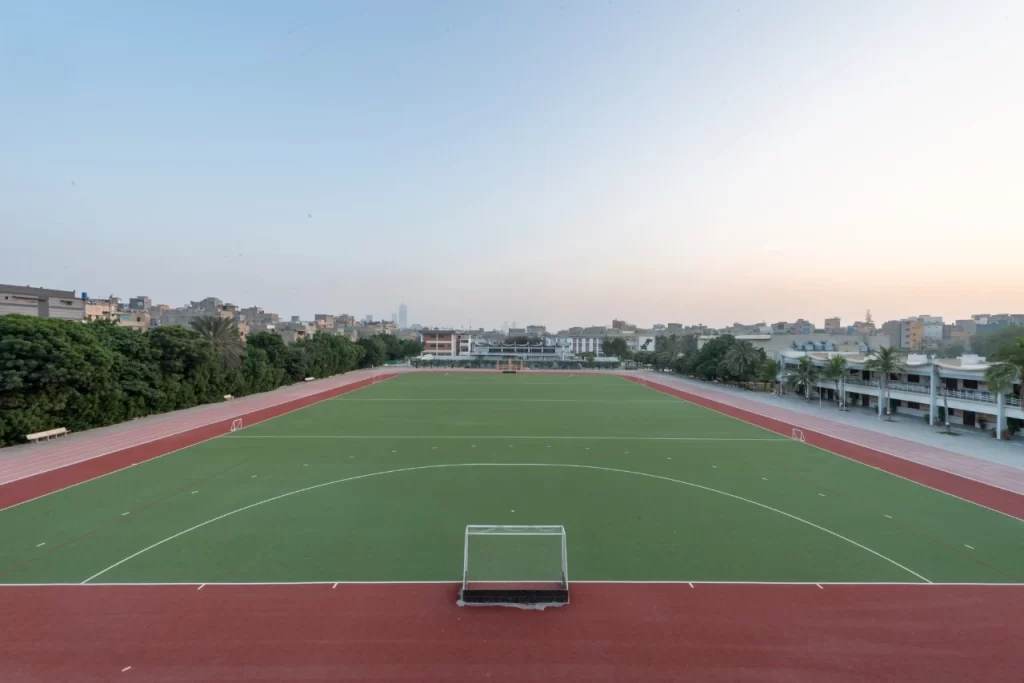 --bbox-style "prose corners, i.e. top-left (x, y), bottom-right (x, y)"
top-left (723, 341), bottom-right (759, 382)
top-left (603, 337), bottom-right (631, 360)
top-left (971, 327), bottom-right (1024, 358)
top-left (756, 358), bottom-right (780, 391)
top-left (786, 356), bottom-right (819, 401)
top-left (985, 343), bottom-right (1024, 438)
top-left (821, 355), bottom-right (848, 409)
top-left (357, 336), bottom-right (387, 368)
top-left (190, 316), bottom-right (245, 369)
top-left (865, 346), bottom-right (905, 420)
